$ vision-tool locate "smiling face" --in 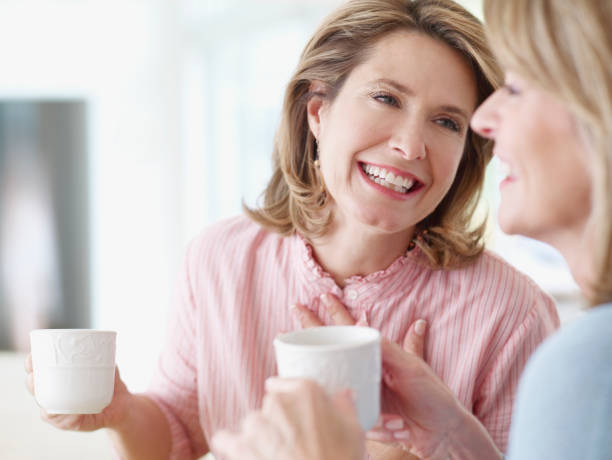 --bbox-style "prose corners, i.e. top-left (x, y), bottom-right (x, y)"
top-left (307, 30), bottom-right (477, 238)
top-left (471, 72), bottom-right (593, 245)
